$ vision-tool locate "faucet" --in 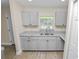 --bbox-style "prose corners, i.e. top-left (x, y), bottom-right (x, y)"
top-left (45, 29), bottom-right (49, 35)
